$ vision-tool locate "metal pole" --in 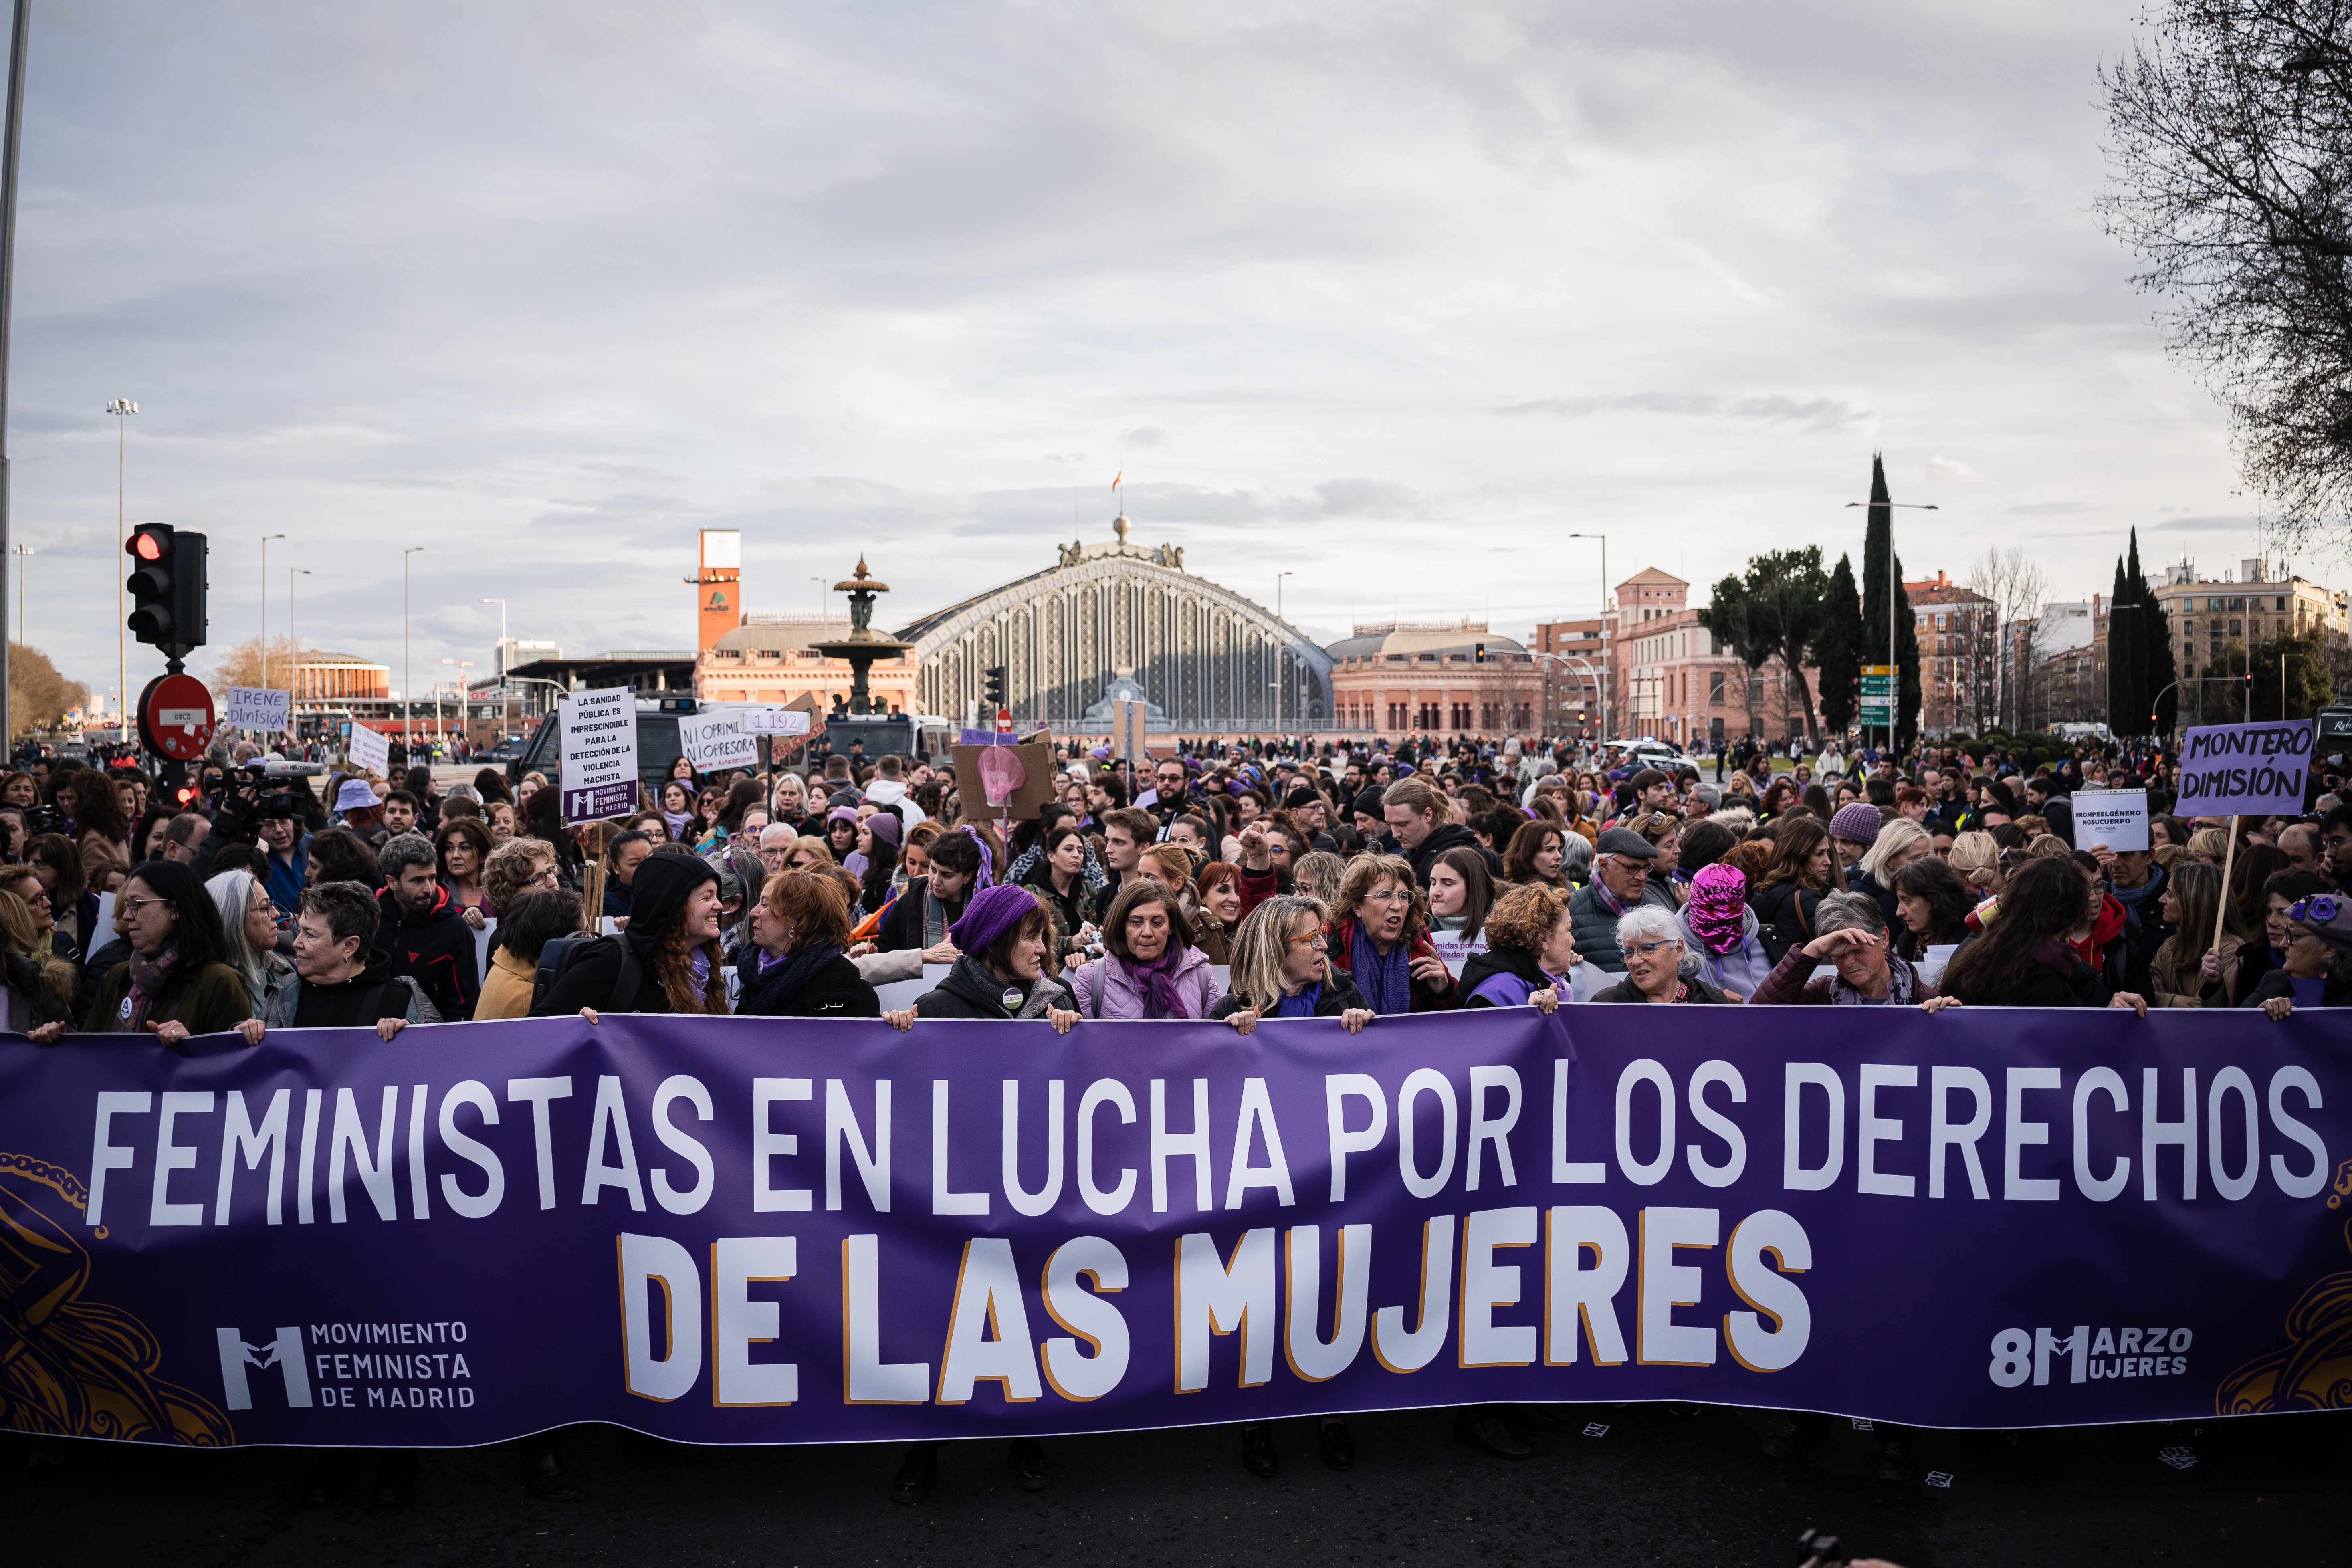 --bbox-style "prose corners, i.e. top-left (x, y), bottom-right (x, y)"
top-left (289, 567), bottom-right (308, 747)
top-left (111, 399), bottom-right (131, 742)
top-left (260, 532), bottom-right (283, 694)
top-left (0, 0), bottom-right (25, 749)
top-left (9, 541), bottom-right (23, 641)
top-left (403, 545), bottom-right (422, 760)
